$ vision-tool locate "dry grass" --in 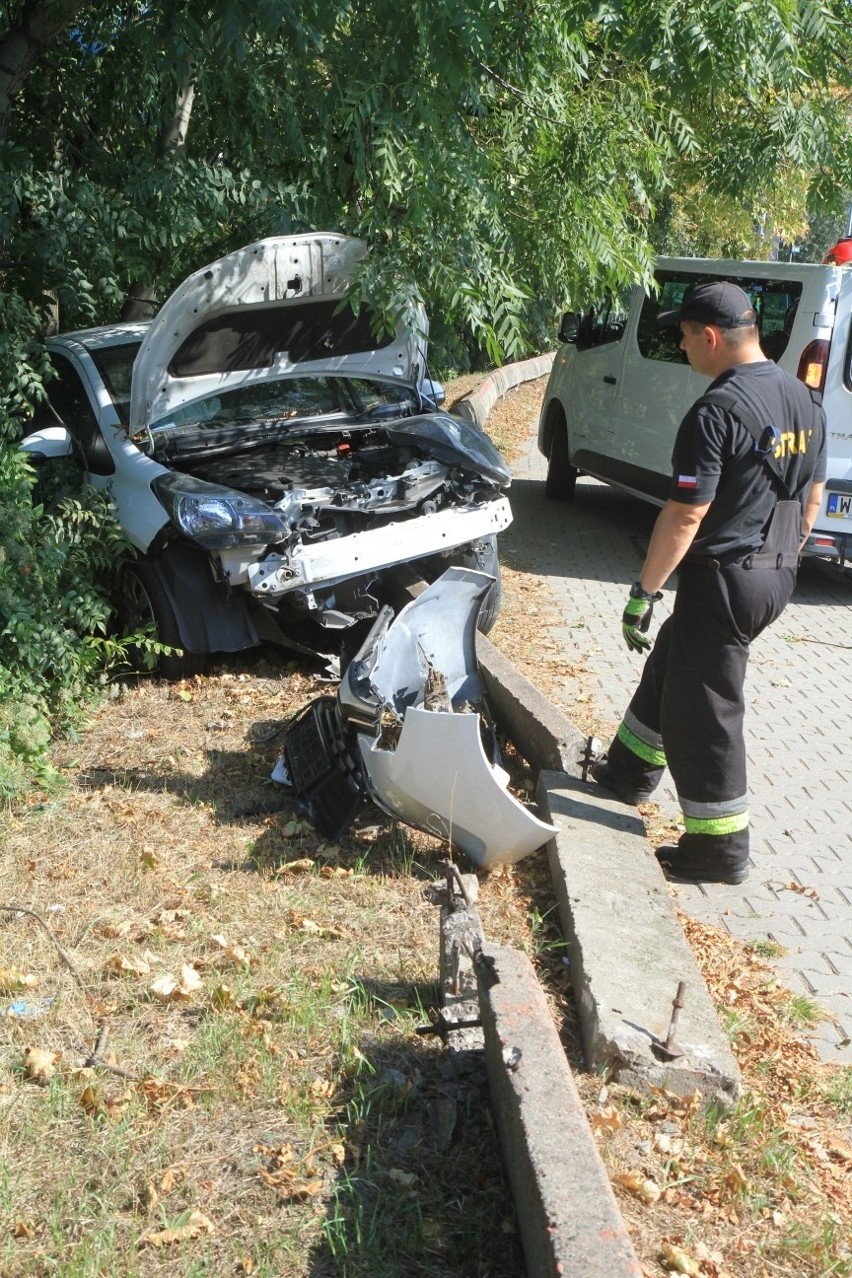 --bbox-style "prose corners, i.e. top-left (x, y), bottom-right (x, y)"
top-left (1, 375), bottom-right (850, 1277)
top-left (1, 658), bottom-right (539, 1276)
